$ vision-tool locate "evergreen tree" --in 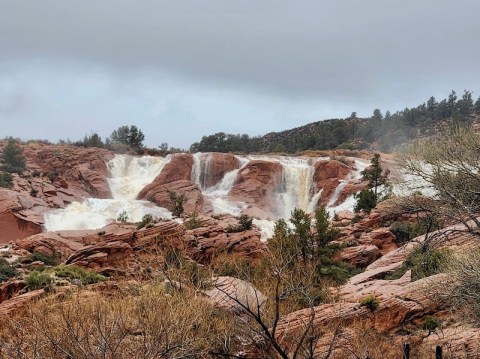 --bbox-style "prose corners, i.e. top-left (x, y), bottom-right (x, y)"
top-left (109, 125), bottom-right (145, 152)
top-left (354, 153), bottom-right (391, 213)
top-left (1, 137), bottom-right (26, 174)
